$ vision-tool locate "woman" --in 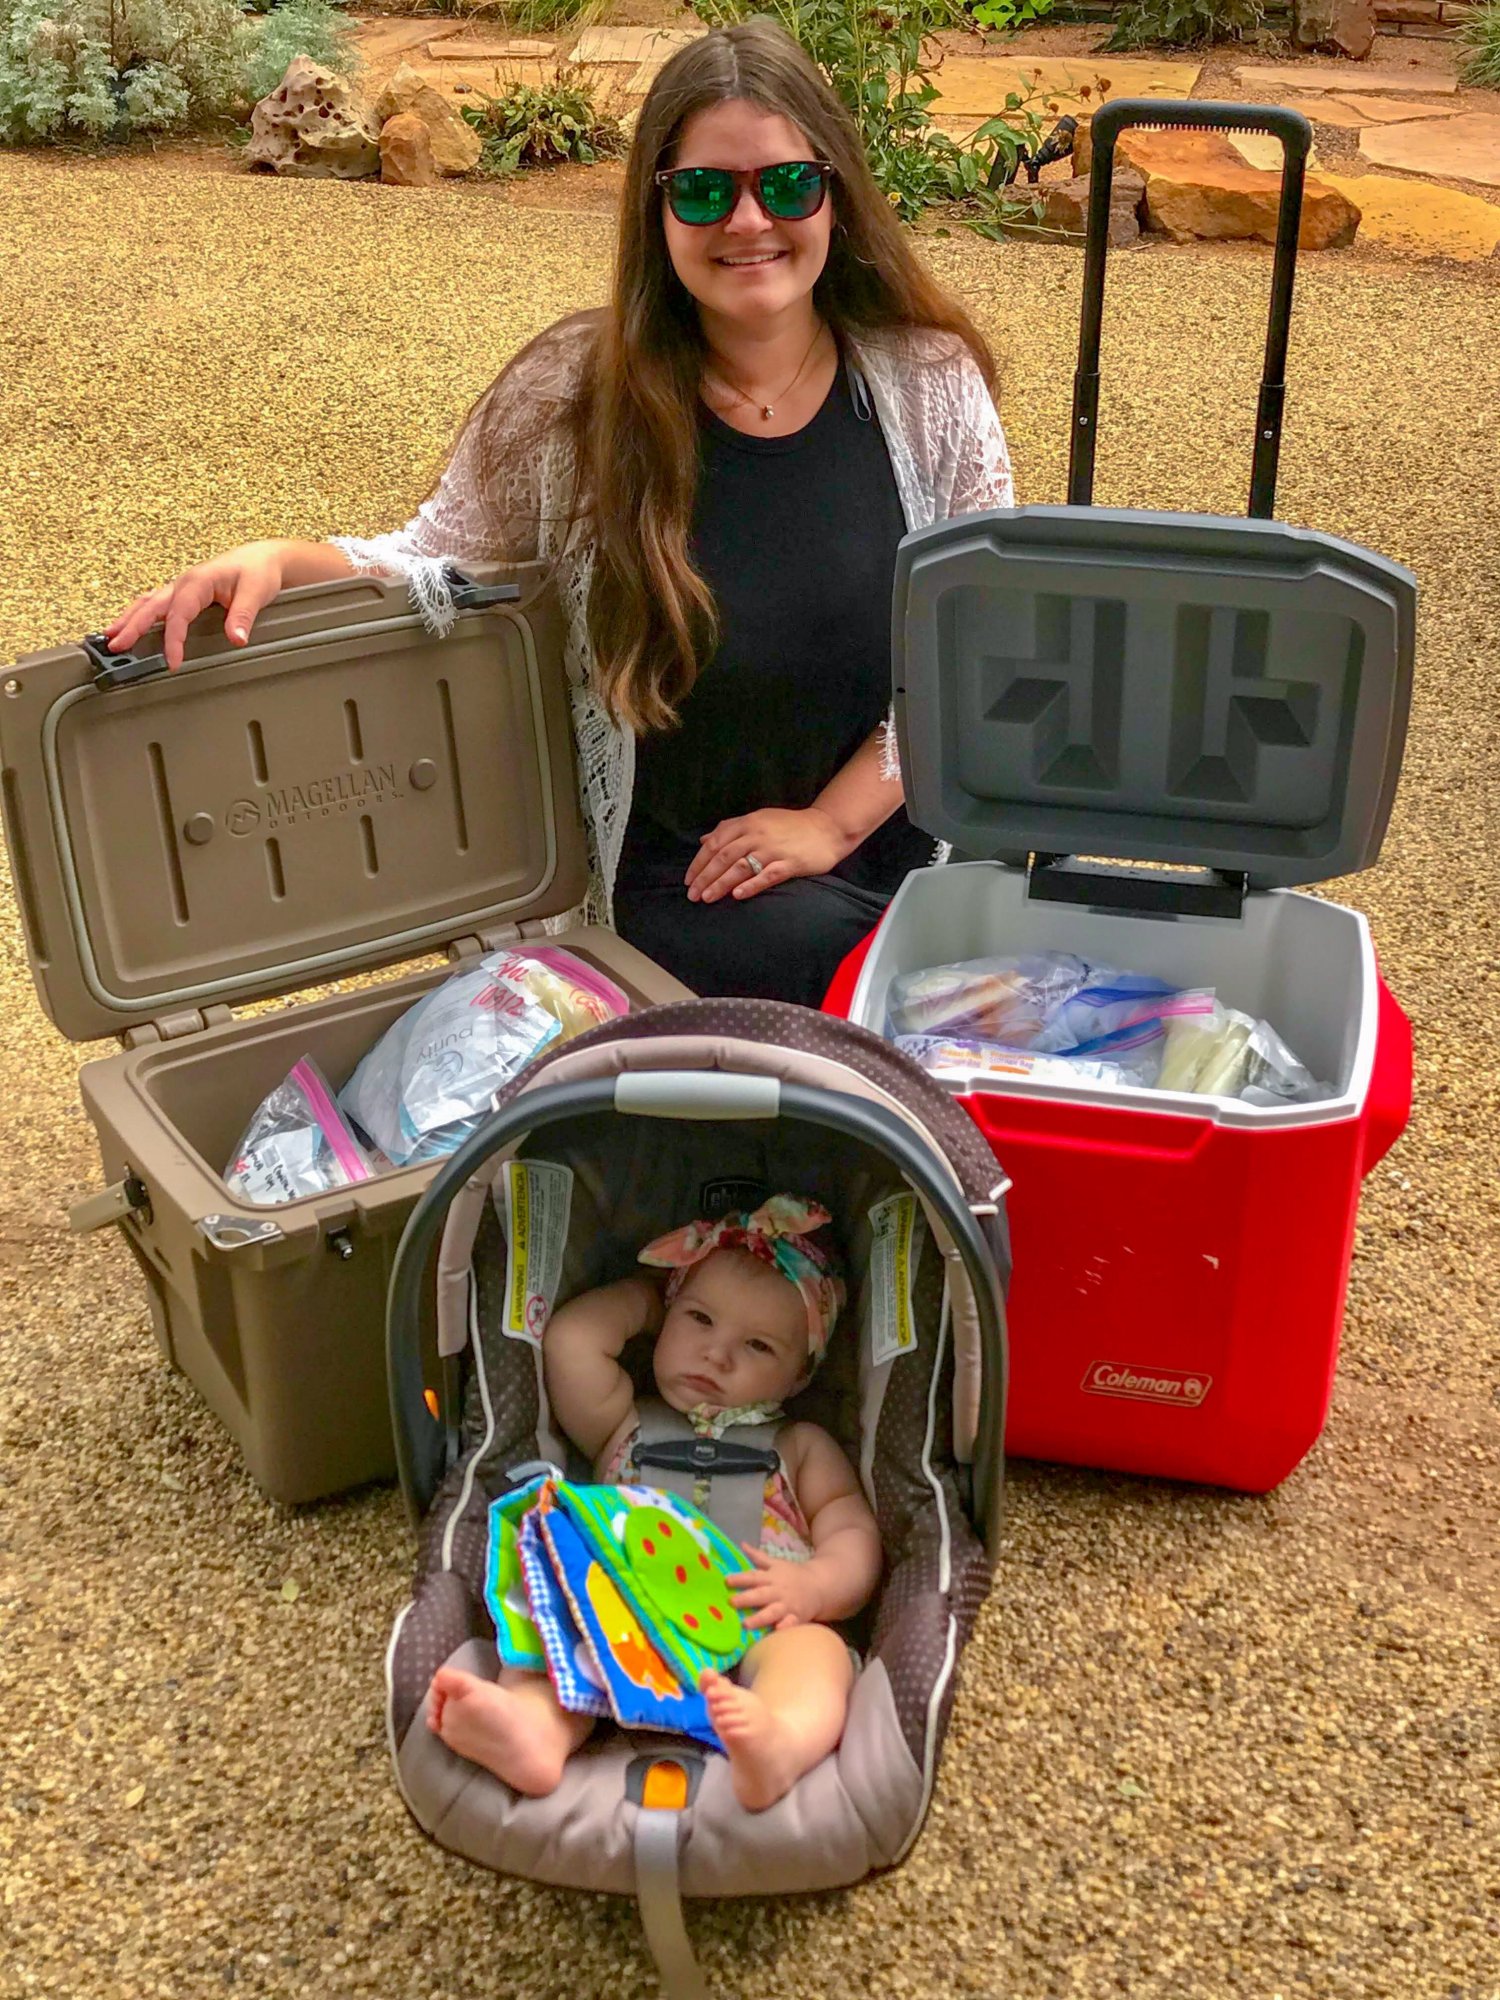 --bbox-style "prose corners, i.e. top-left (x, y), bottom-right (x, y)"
top-left (105, 19), bottom-right (1013, 1006)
